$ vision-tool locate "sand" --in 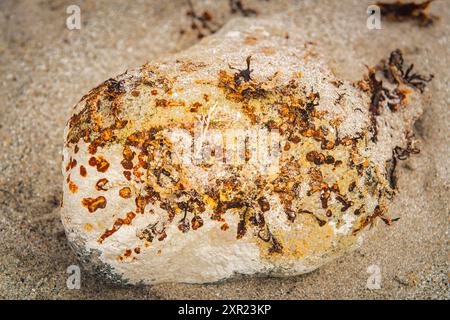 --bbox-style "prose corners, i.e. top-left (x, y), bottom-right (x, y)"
top-left (0, 0), bottom-right (448, 299)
